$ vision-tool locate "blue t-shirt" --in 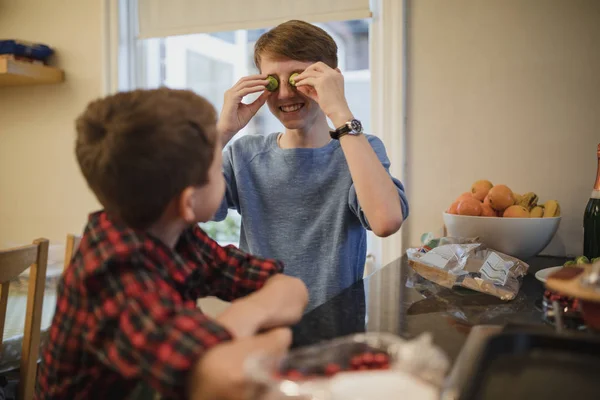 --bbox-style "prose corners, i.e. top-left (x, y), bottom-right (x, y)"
top-left (214, 133), bottom-right (409, 310)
